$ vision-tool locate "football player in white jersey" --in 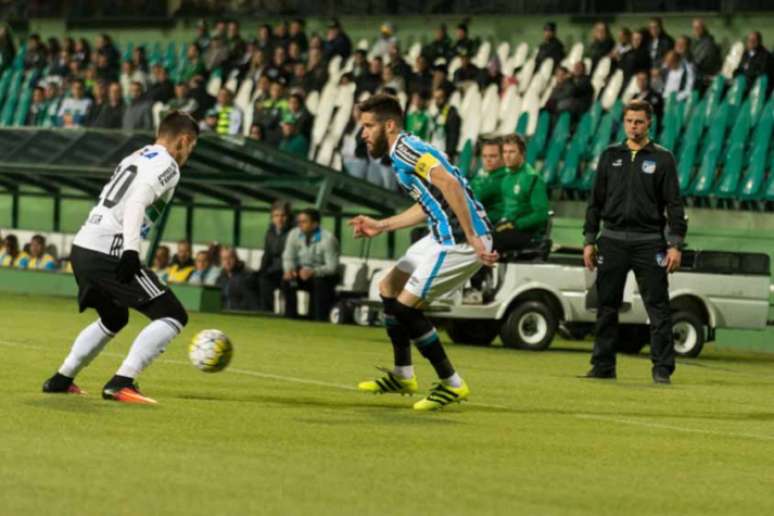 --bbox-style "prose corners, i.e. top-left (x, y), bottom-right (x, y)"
top-left (42, 112), bottom-right (199, 404)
